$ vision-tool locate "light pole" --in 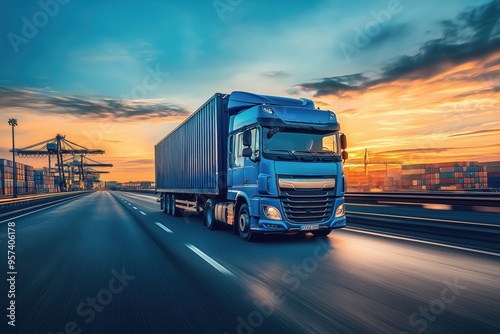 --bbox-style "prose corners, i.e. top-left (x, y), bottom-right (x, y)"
top-left (8, 118), bottom-right (18, 198)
